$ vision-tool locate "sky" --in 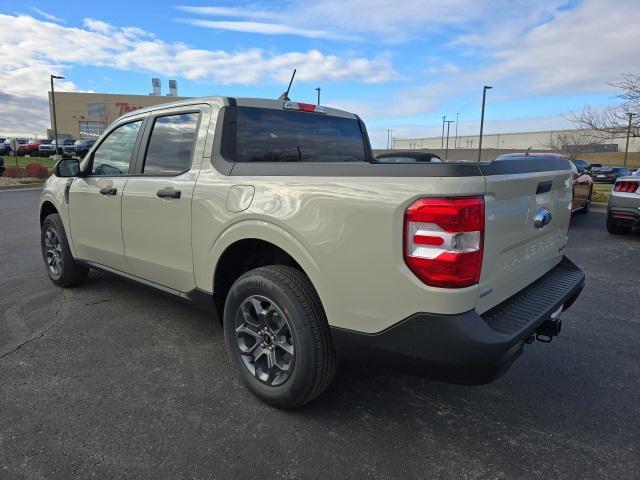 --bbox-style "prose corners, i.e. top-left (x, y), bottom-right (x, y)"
top-left (0, 0), bottom-right (638, 147)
